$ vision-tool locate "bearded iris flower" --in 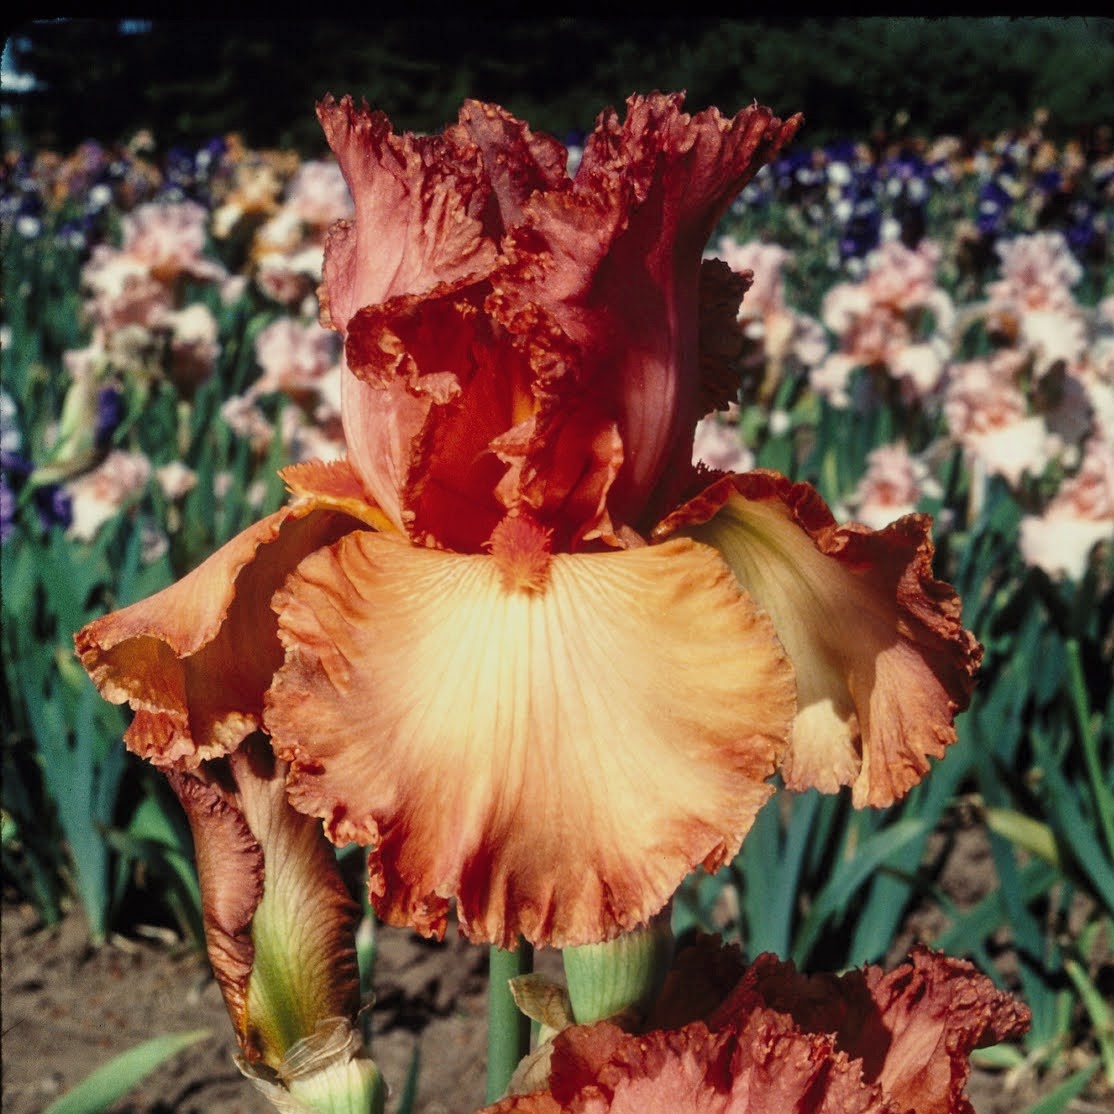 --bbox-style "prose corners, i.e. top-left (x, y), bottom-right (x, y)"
top-left (481, 937), bottom-right (1032, 1114)
top-left (75, 92), bottom-right (980, 967)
